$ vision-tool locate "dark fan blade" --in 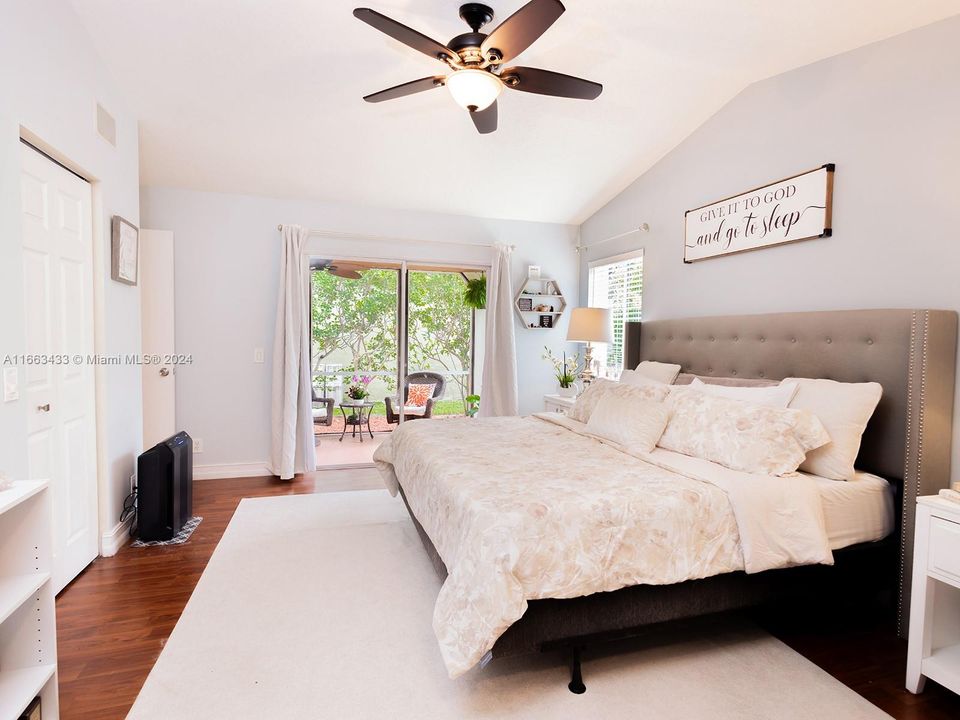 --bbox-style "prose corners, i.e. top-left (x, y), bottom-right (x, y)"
top-left (501, 66), bottom-right (602, 99)
top-left (470, 101), bottom-right (498, 134)
top-left (354, 8), bottom-right (458, 63)
top-left (480, 0), bottom-right (565, 64)
top-left (363, 76), bottom-right (445, 103)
